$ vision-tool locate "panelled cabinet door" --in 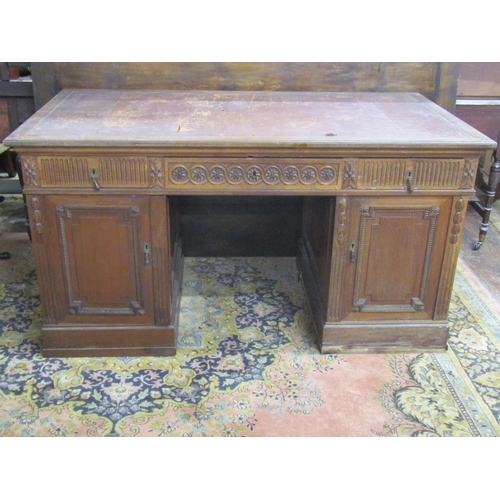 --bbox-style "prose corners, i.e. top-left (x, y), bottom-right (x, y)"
top-left (340, 196), bottom-right (452, 322)
top-left (44, 195), bottom-right (155, 325)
